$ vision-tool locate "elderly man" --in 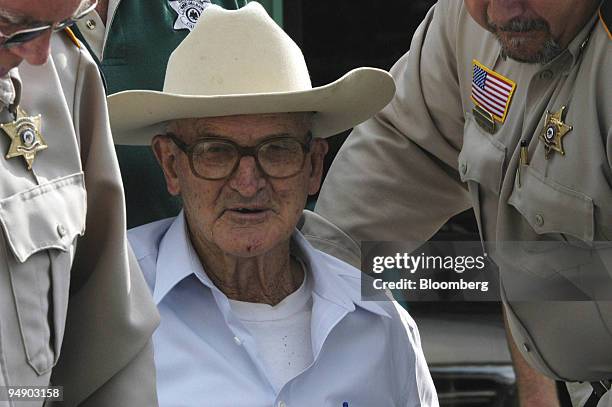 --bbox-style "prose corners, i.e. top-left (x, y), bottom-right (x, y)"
top-left (0, 0), bottom-right (159, 406)
top-left (303, 0), bottom-right (611, 406)
top-left (109, 3), bottom-right (437, 406)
